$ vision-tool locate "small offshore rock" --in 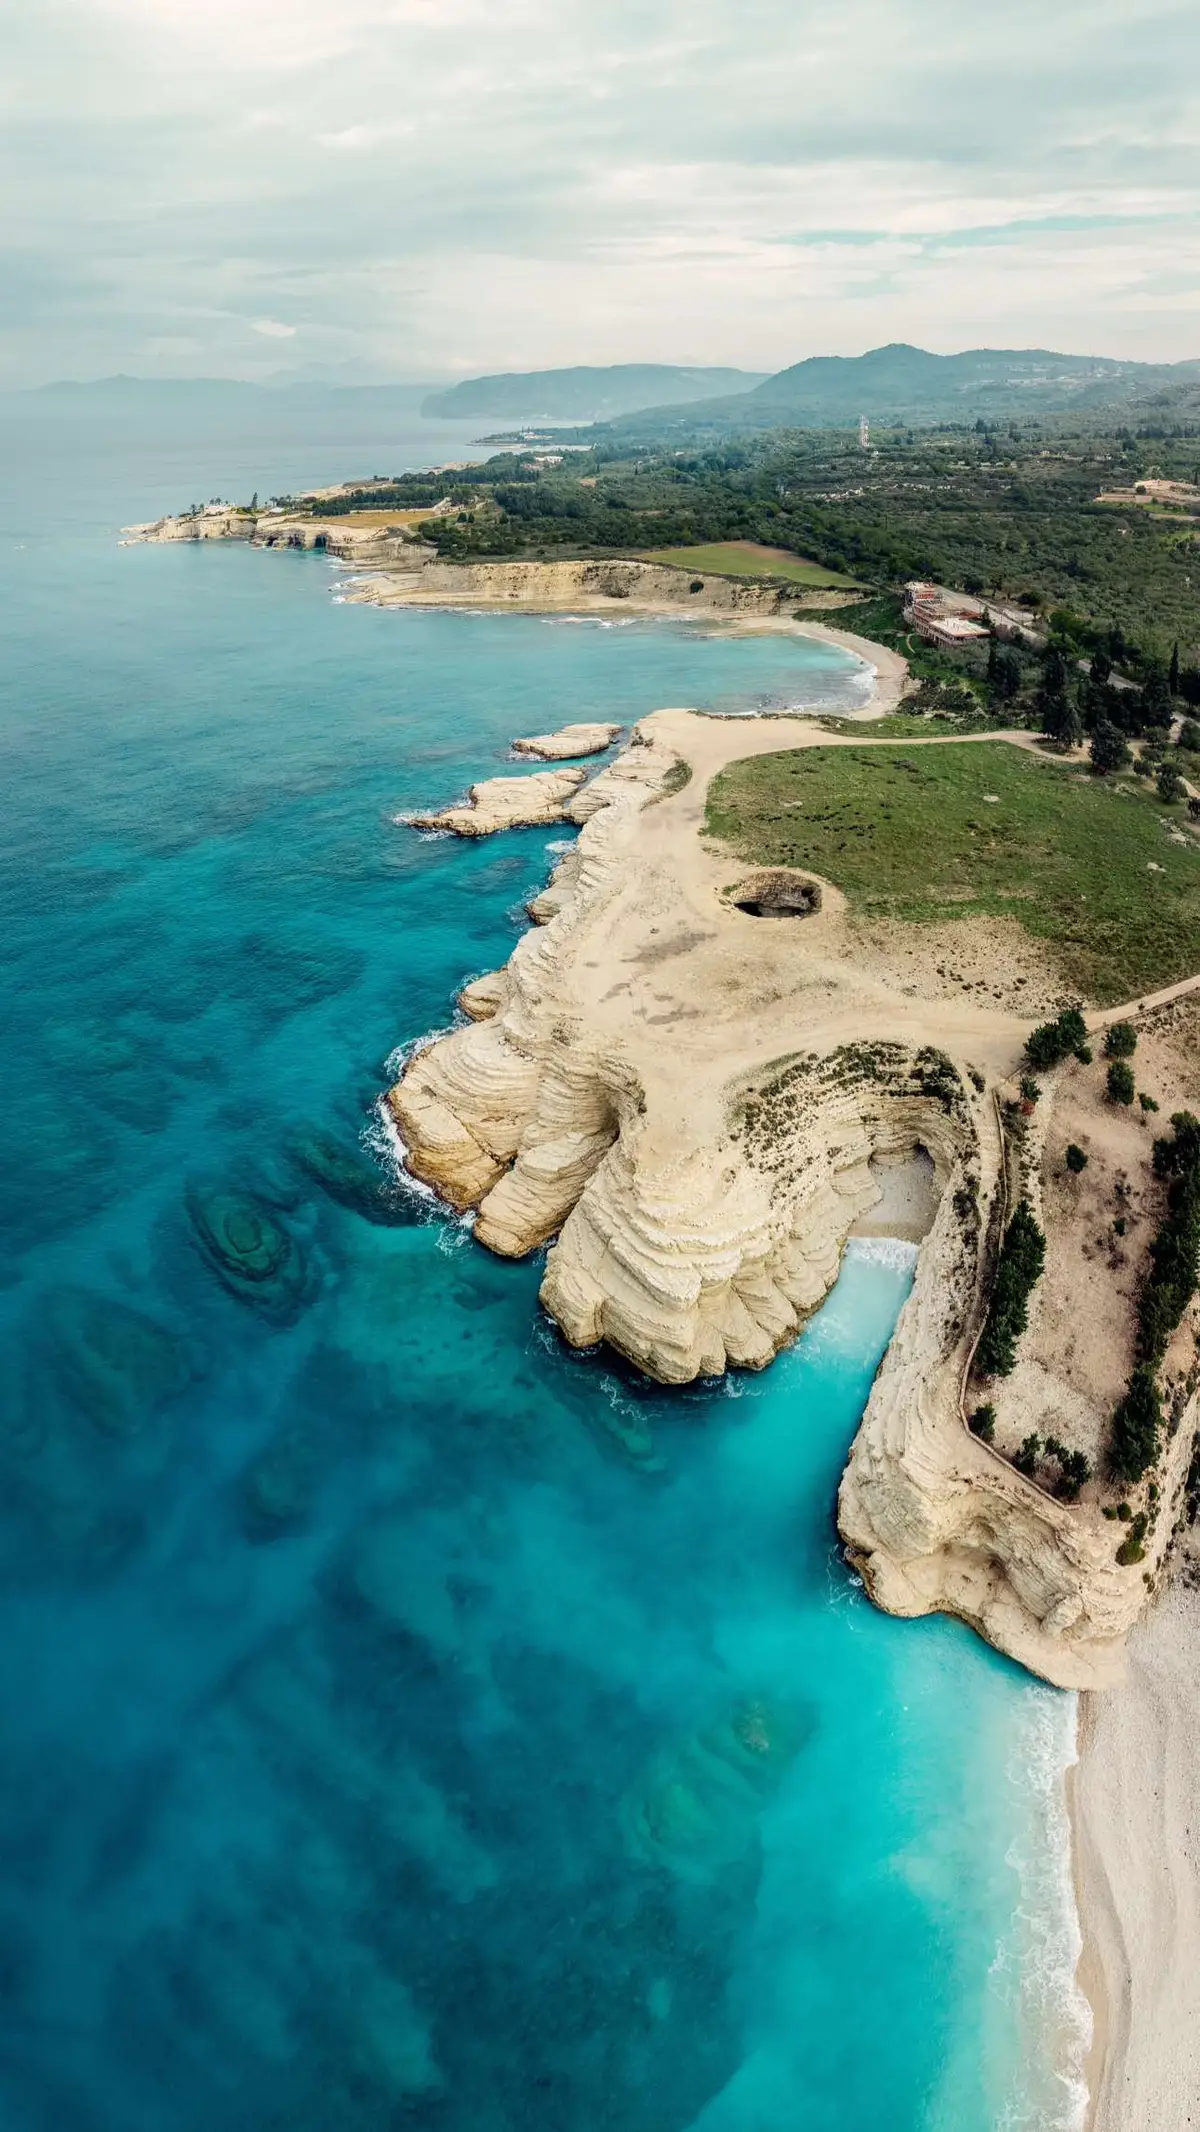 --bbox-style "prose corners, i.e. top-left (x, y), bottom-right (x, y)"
top-left (512, 722), bottom-right (621, 760)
